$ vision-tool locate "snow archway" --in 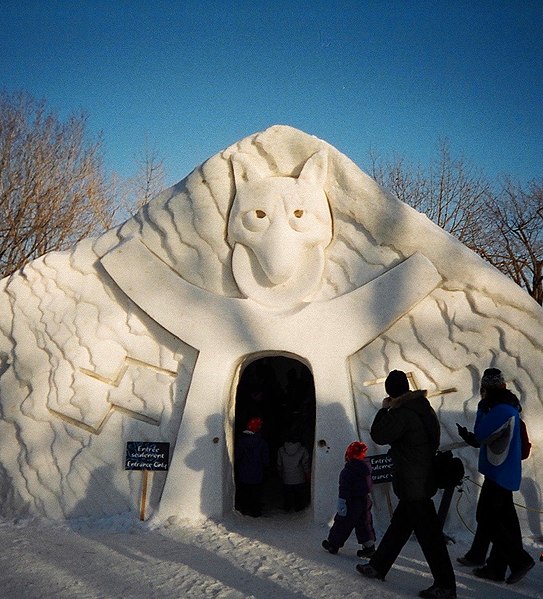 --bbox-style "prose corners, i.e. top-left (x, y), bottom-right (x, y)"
top-left (233, 356), bottom-right (316, 515)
